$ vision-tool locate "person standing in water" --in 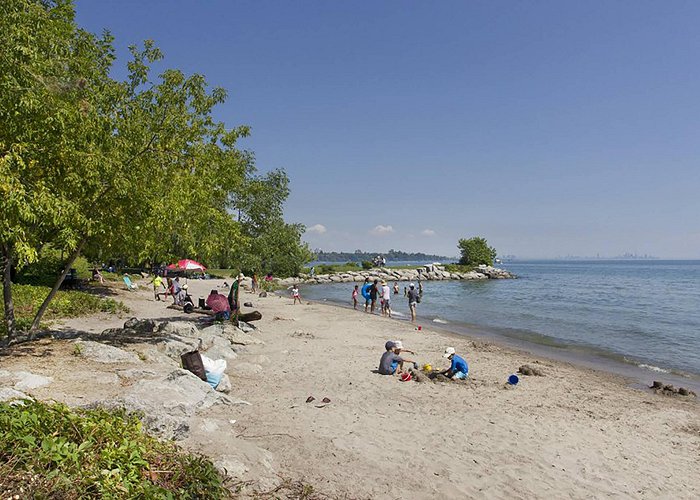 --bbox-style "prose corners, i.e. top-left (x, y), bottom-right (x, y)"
top-left (407, 283), bottom-right (419, 322)
top-left (393, 281), bottom-right (399, 294)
